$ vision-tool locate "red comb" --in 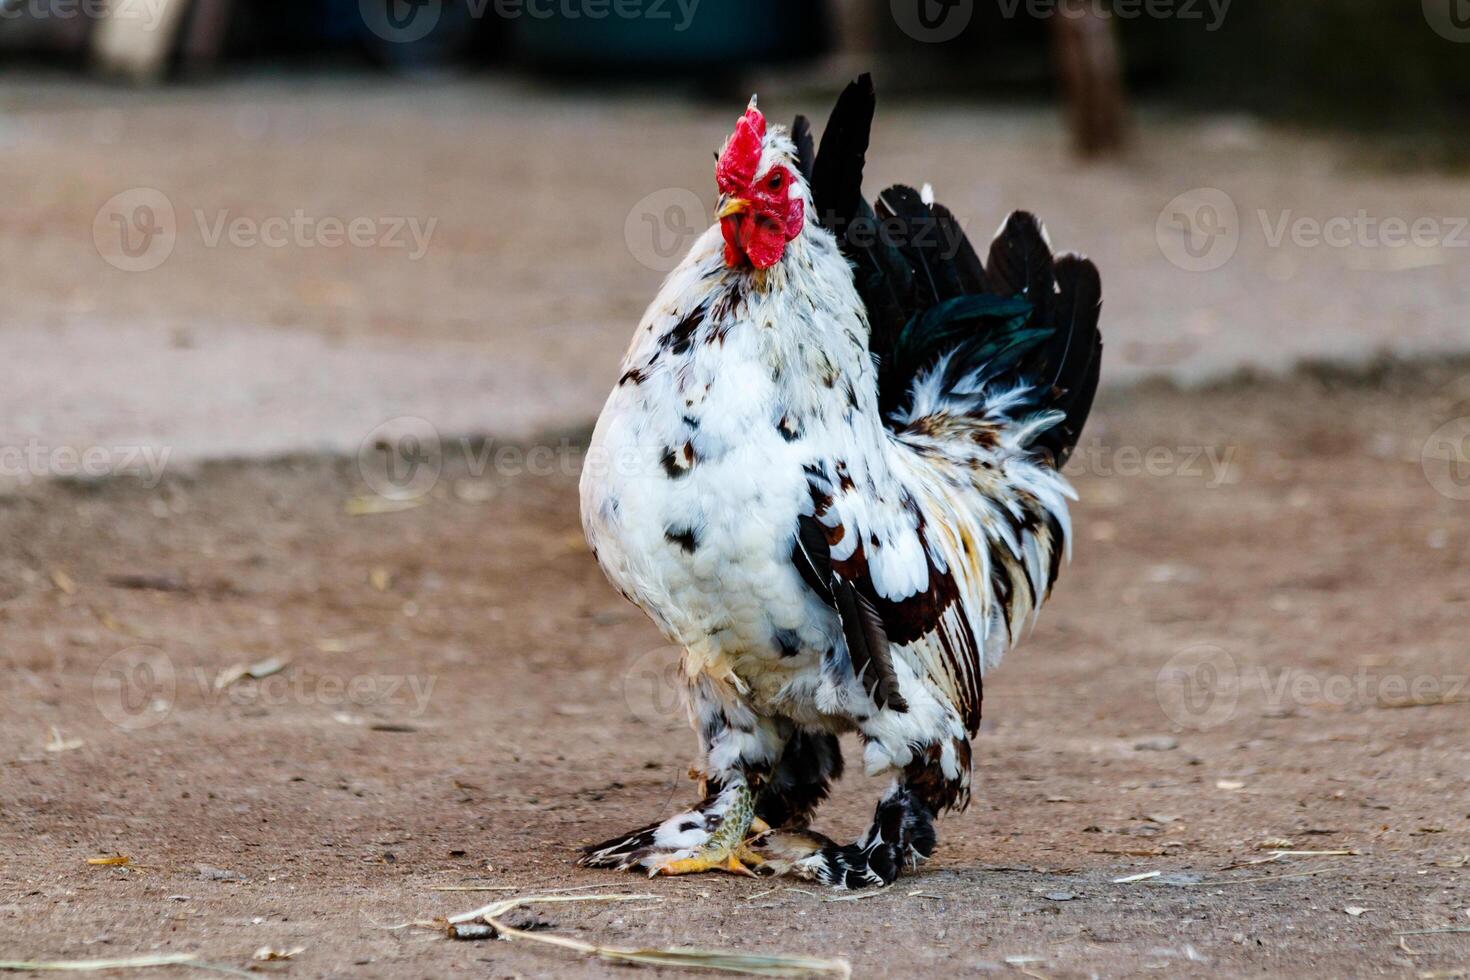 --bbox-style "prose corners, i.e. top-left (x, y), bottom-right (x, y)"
top-left (716, 102), bottom-right (766, 195)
